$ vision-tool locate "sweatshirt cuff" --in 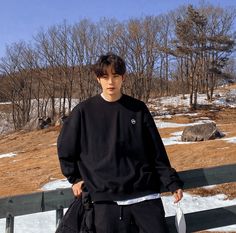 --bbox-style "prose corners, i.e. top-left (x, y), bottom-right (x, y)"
top-left (67, 176), bottom-right (82, 184)
top-left (167, 181), bottom-right (184, 193)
